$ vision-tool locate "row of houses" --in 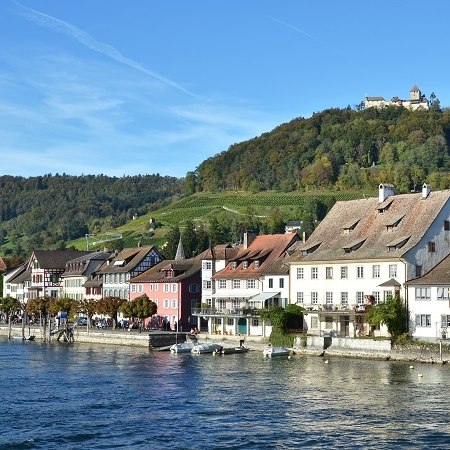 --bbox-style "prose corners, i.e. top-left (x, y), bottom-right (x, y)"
top-left (3, 183), bottom-right (450, 341)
